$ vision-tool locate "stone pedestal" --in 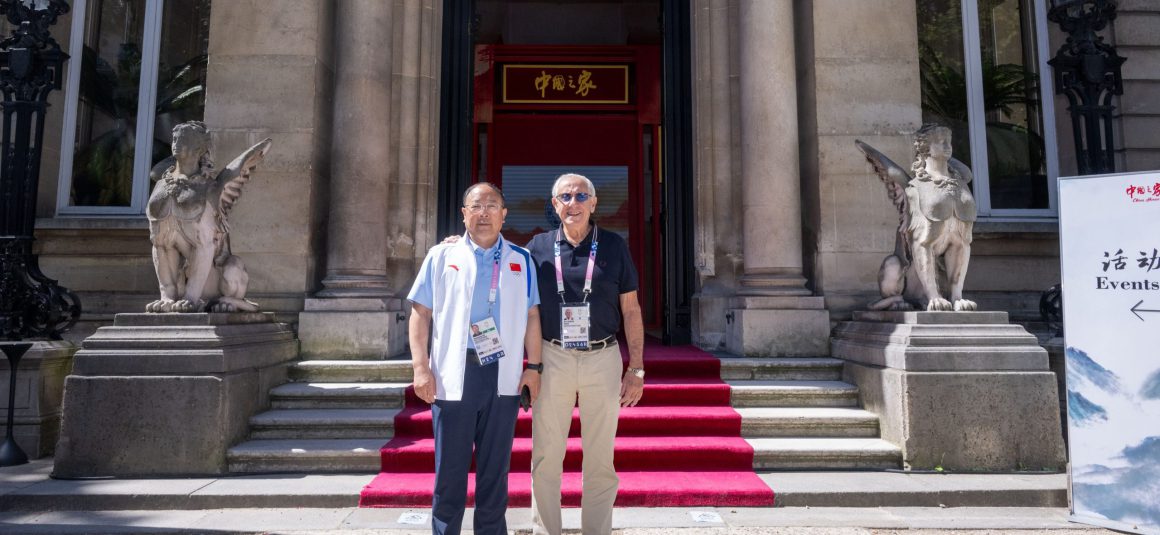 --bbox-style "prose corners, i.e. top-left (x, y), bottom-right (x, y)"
top-left (297, 297), bottom-right (407, 359)
top-left (0, 341), bottom-right (76, 458)
top-left (726, 296), bottom-right (831, 356)
top-left (53, 313), bottom-right (296, 477)
top-left (832, 311), bottom-right (1066, 471)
